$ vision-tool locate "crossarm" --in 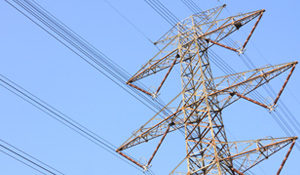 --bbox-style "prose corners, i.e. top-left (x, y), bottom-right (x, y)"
top-left (170, 137), bottom-right (297, 174)
top-left (209, 61), bottom-right (297, 109)
top-left (127, 9), bottom-right (265, 84)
